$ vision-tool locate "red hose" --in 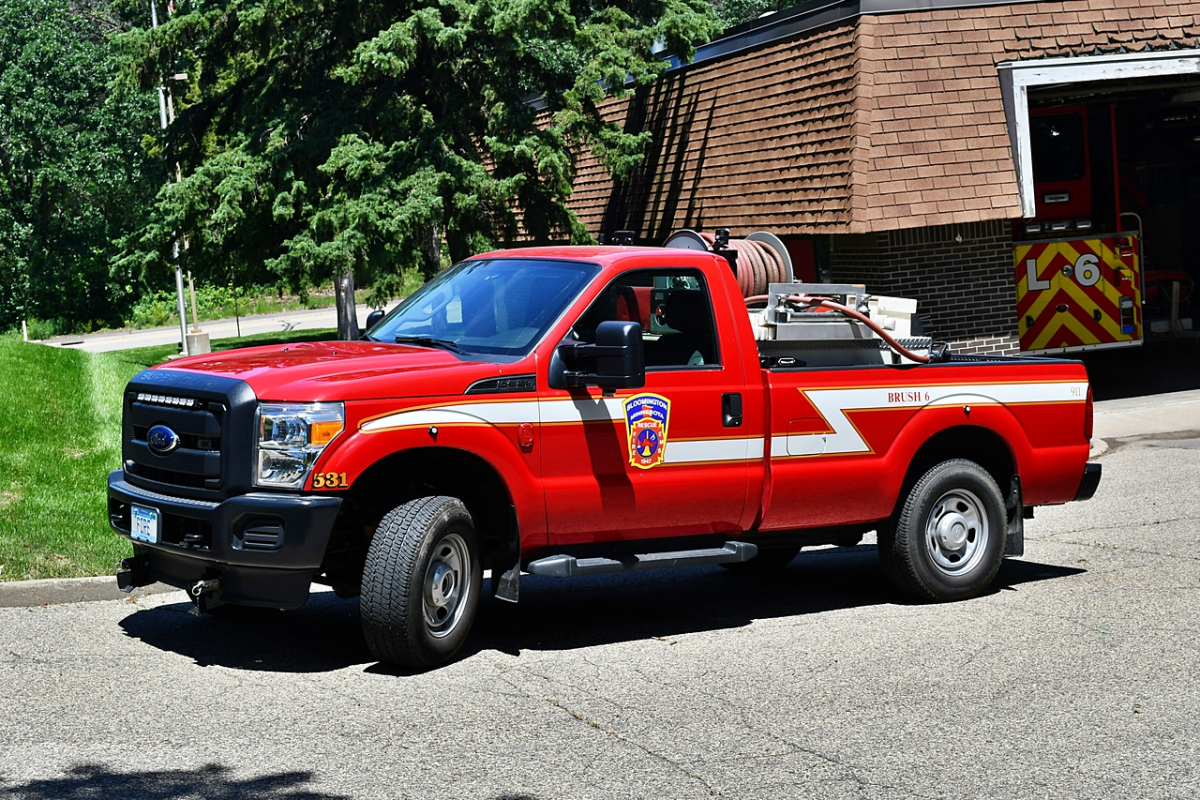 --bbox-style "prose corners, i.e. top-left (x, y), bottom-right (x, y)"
top-left (745, 294), bottom-right (931, 364)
